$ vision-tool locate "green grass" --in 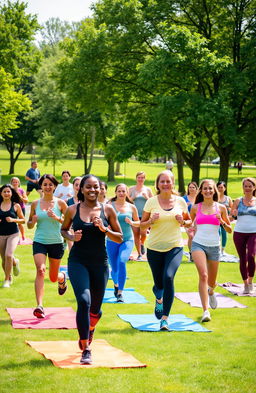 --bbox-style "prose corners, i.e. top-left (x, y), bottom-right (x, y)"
top-left (0, 148), bottom-right (256, 393)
